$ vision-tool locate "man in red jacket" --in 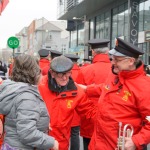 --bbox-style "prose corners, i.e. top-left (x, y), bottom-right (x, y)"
top-left (41, 50), bottom-right (62, 76)
top-left (38, 49), bottom-right (50, 75)
top-left (76, 38), bottom-right (111, 150)
top-left (84, 38), bottom-right (150, 150)
top-left (38, 55), bottom-right (97, 150)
